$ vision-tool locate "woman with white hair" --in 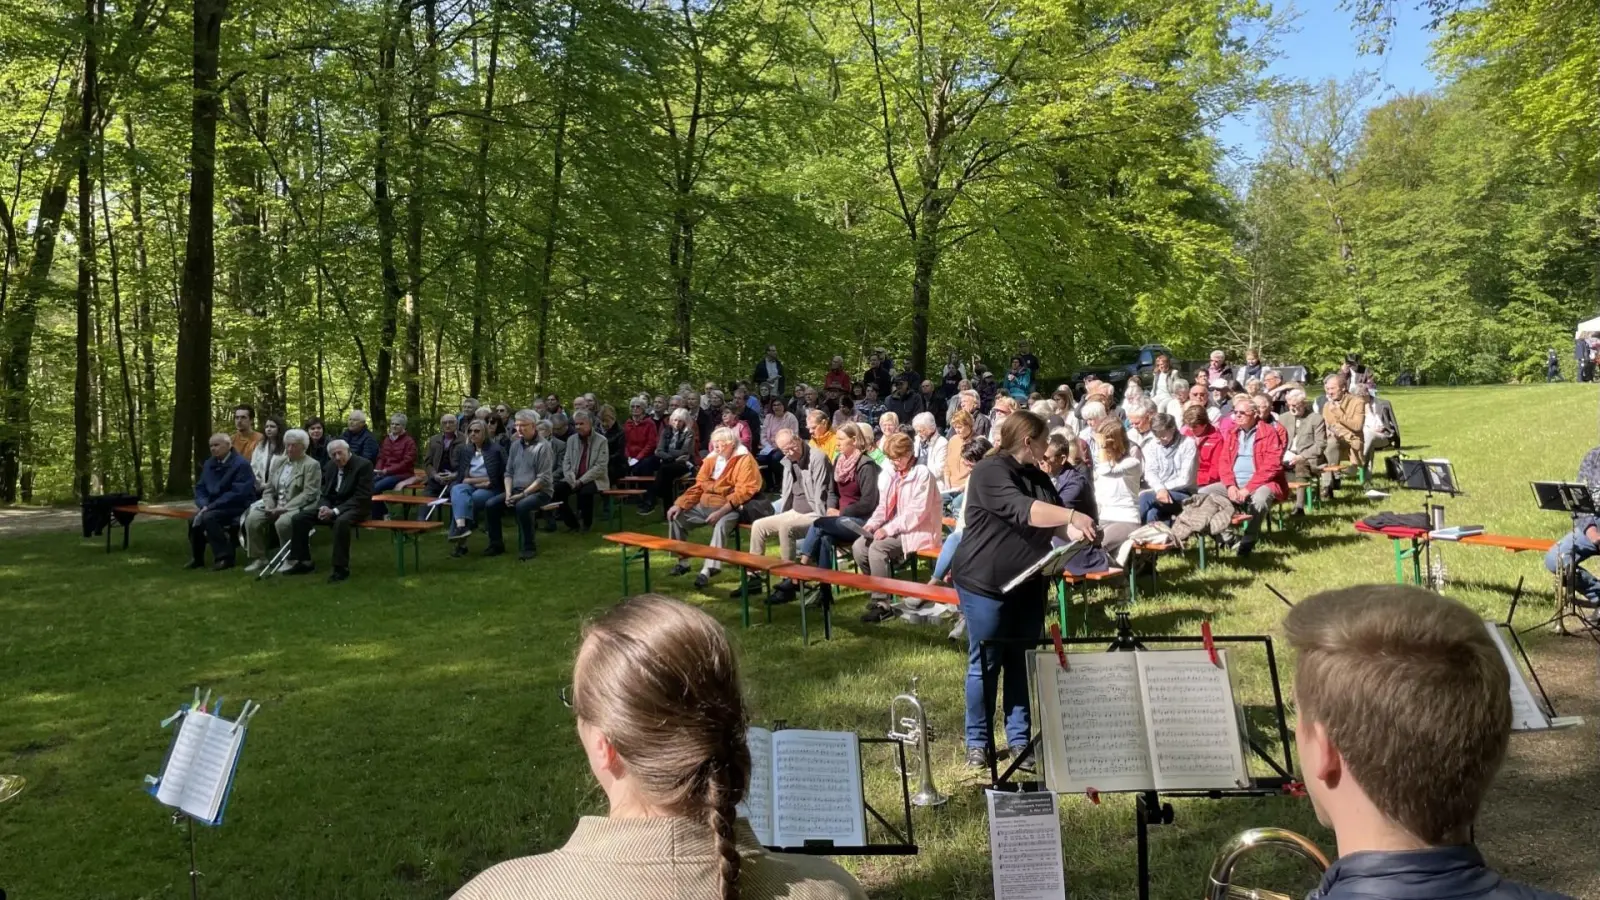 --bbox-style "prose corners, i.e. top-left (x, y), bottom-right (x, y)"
top-left (911, 411), bottom-right (949, 493)
top-left (645, 407), bottom-right (697, 515)
top-left (667, 427), bottom-right (761, 589)
top-left (243, 429), bottom-right (323, 572)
